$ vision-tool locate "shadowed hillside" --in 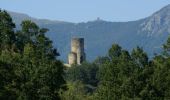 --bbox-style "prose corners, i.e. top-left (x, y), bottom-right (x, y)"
top-left (8, 4), bottom-right (170, 62)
